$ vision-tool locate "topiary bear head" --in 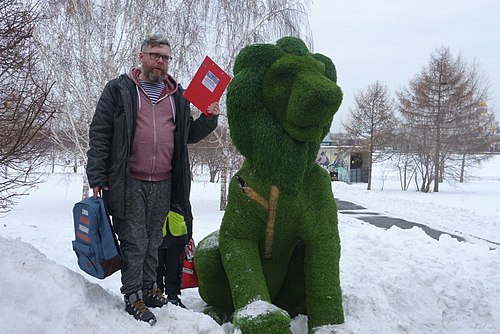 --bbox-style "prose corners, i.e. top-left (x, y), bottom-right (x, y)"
top-left (227, 36), bottom-right (342, 161)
